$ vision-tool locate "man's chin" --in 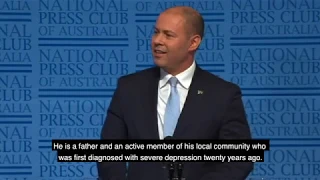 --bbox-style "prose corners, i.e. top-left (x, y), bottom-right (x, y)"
top-left (153, 58), bottom-right (167, 67)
